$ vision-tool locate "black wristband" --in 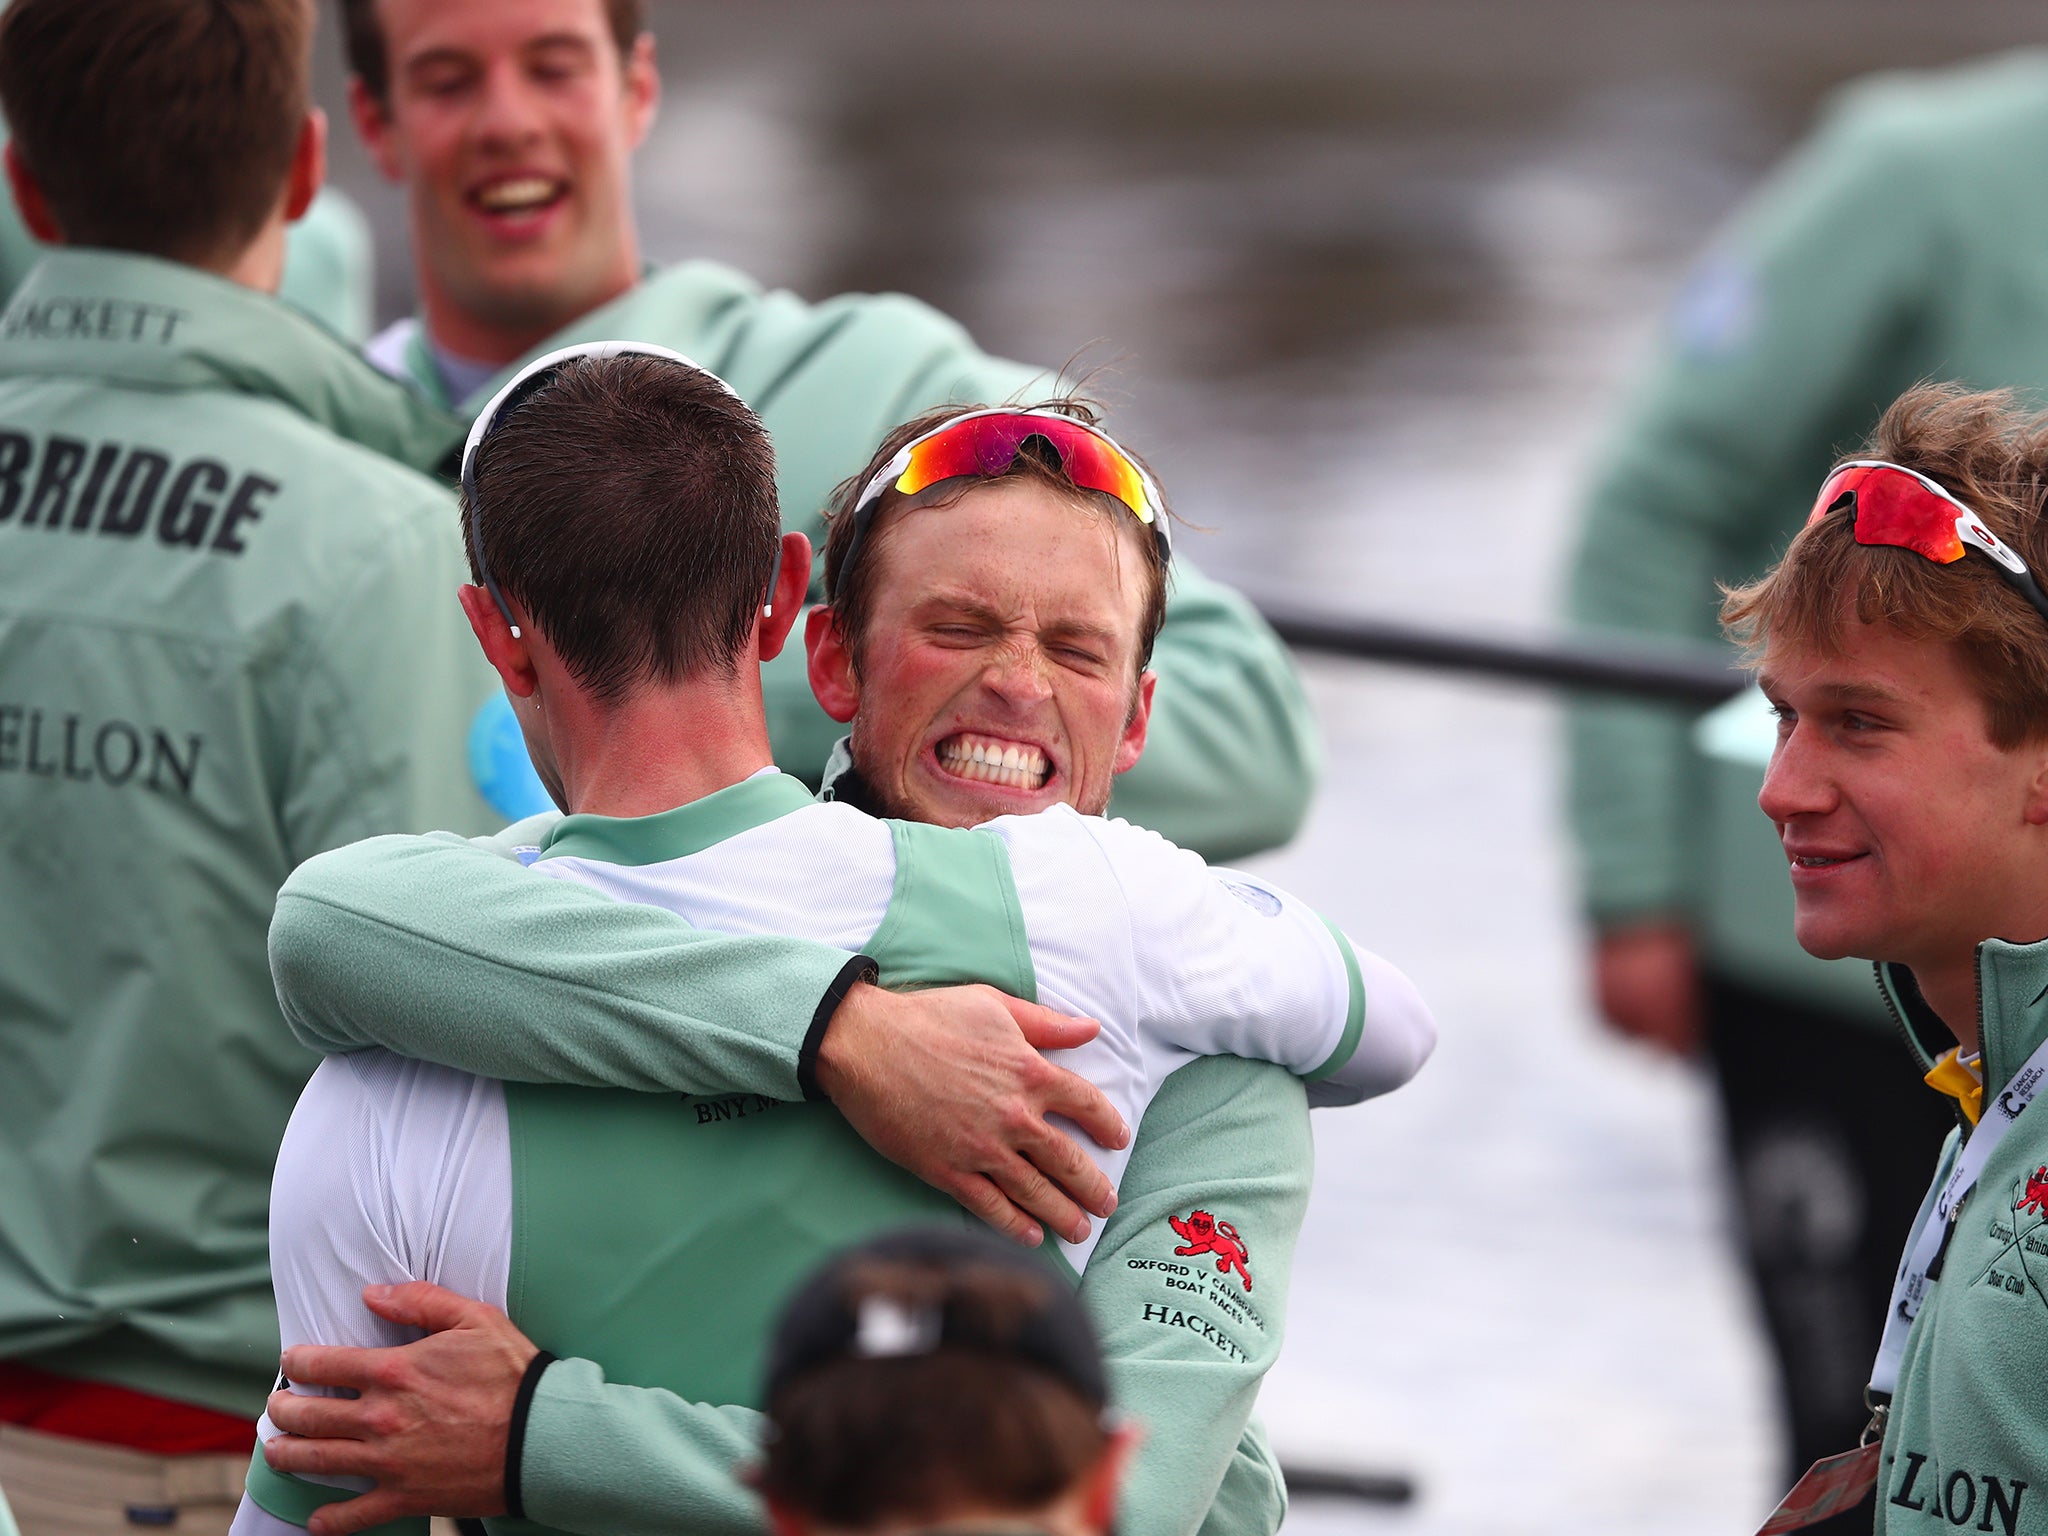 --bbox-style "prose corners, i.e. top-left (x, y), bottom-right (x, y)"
top-left (503, 1349), bottom-right (558, 1521)
top-left (798, 953), bottom-right (880, 1103)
